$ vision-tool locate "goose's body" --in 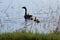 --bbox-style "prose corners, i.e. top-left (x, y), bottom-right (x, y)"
top-left (24, 14), bottom-right (32, 19)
